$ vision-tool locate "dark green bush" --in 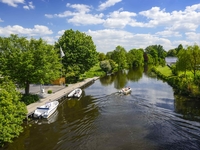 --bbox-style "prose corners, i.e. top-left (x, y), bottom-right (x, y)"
top-left (47, 90), bottom-right (52, 94)
top-left (21, 94), bottom-right (39, 105)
